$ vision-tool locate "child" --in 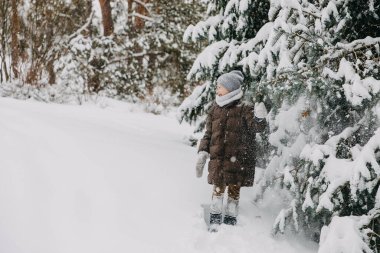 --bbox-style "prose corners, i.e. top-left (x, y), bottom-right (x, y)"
top-left (195, 70), bottom-right (267, 232)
